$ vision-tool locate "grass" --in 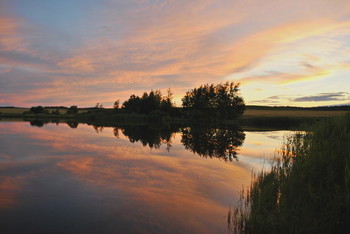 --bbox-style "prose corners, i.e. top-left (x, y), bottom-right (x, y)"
top-left (243, 108), bottom-right (348, 118)
top-left (1, 106), bottom-right (349, 129)
top-left (229, 113), bottom-right (350, 233)
top-left (0, 107), bottom-right (88, 115)
top-left (0, 107), bottom-right (30, 114)
top-left (1, 106), bottom-right (348, 117)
